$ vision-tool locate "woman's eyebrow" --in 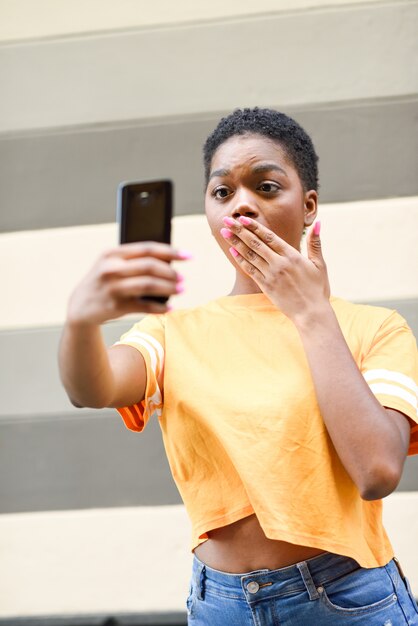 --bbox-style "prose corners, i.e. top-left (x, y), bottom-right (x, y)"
top-left (208, 163), bottom-right (287, 181)
top-left (209, 168), bottom-right (230, 181)
top-left (252, 163), bottom-right (287, 176)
